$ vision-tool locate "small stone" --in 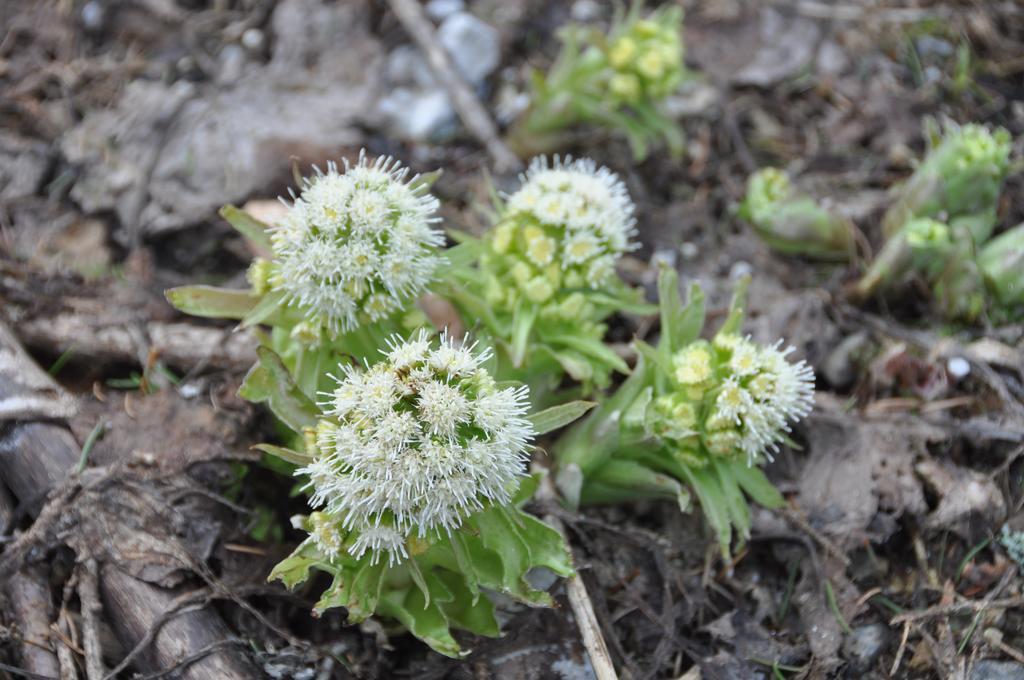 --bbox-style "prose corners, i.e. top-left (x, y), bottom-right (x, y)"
top-left (241, 28), bottom-right (265, 52)
top-left (915, 35), bottom-right (954, 59)
top-left (426, 0), bottom-right (464, 21)
top-left (842, 623), bottom-right (889, 673)
top-left (679, 242), bottom-right (699, 260)
top-left (218, 44), bottom-right (247, 83)
top-left (386, 45), bottom-right (436, 88)
top-left (378, 88), bottom-right (457, 142)
top-left (947, 357), bottom-right (971, 380)
top-left (729, 260), bottom-right (752, 280)
top-left (822, 332), bottom-right (870, 389)
top-left (81, 0), bottom-right (105, 31)
top-left (571, 0), bottom-right (602, 21)
top-left (970, 660), bottom-right (1024, 680)
top-left (436, 12), bottom-right (501, 86)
